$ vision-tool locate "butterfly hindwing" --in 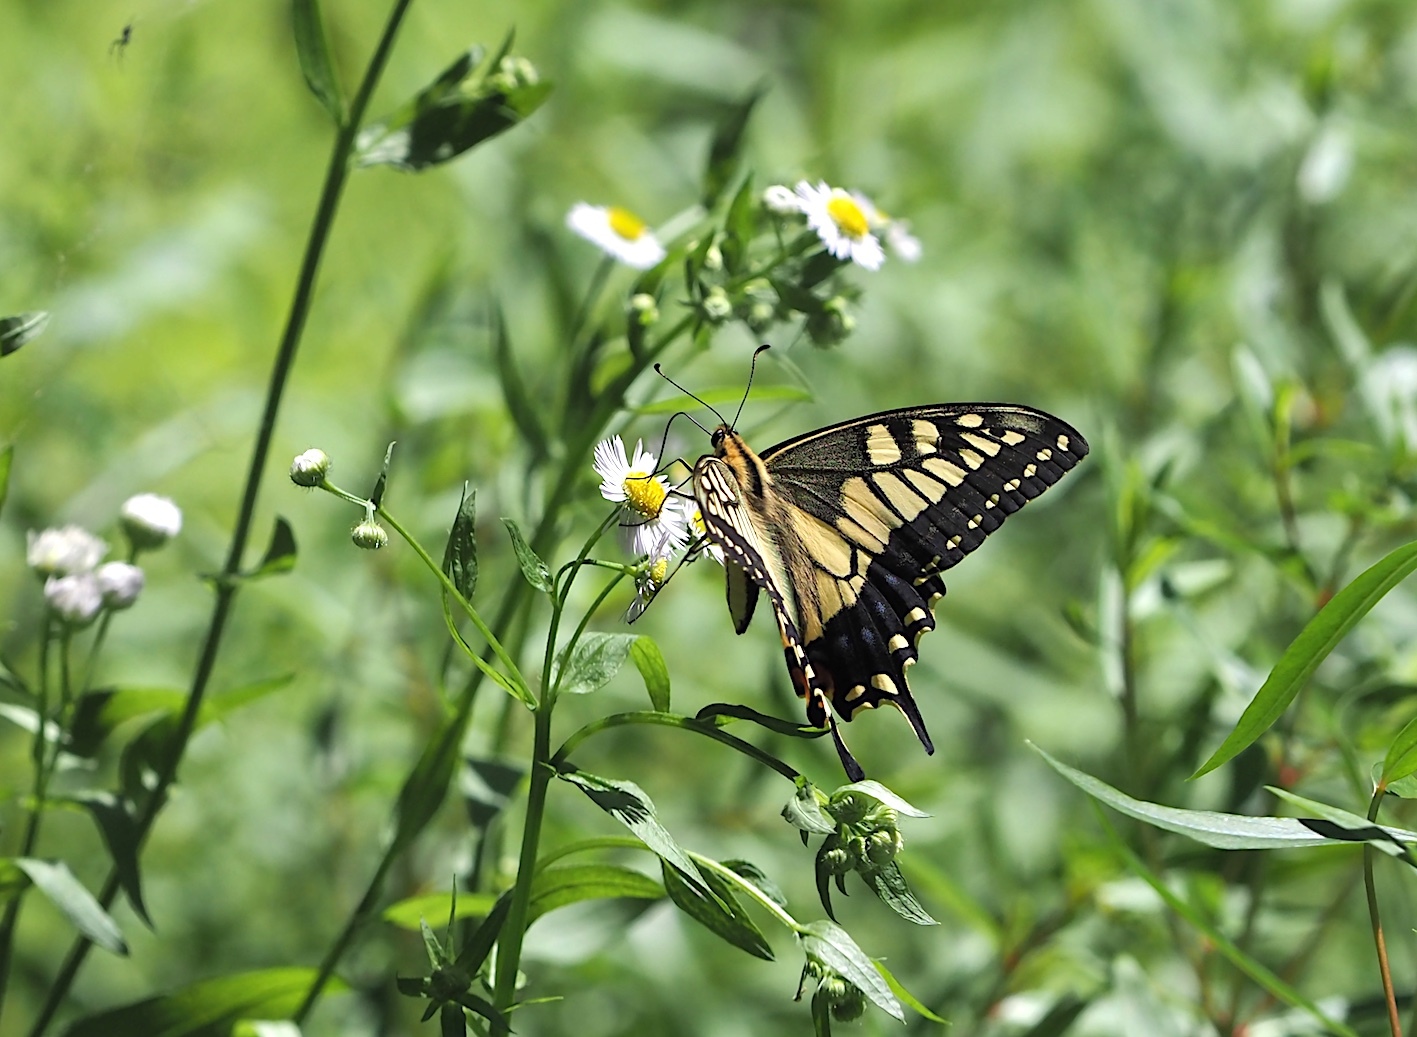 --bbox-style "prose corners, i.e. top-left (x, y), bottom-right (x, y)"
top-left (693, 403), bottom-right (1088, 778)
